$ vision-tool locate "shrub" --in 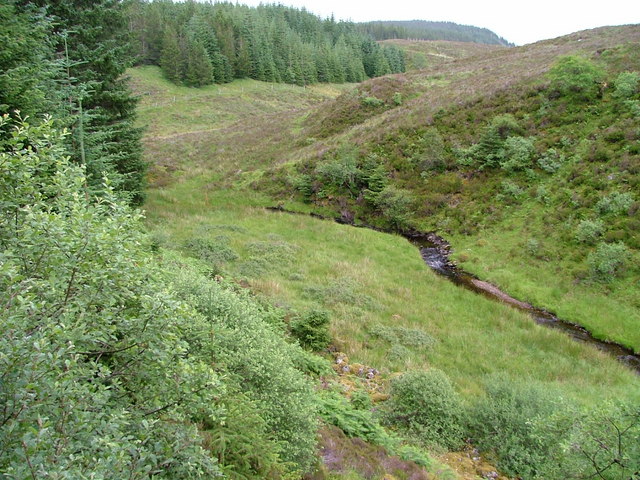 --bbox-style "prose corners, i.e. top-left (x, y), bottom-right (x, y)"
top-left (375, 185), bottom-right (415, 229)
top-left (383, 369), bottom-right (464, 450)
top-left (548, 55), bottom-right (605, 102)
top-left (574, 218), bottom-right (605, 244)
top-left (475, 114), bottom-right (523, 168)
top-left (499, 136), bottom-right (536, 172)
top-left (184, 236), bottom-right (238, 264)
top-left (595, 192), bottom-right (634, 215)
top-left (537, 148), bottom-right (565, 173)
top-left (361, 95), bottom-right (384, 107)
top-left (467, 376), bottom-right (572, 479)
top-left (613, 71), bottom-right (640, 99)
top-left (290, 308), bottom-right (332, 351)
top-left (550, 402), bottom-right (640, 480)
top-left (587, 241), bottom-right (630, 281)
